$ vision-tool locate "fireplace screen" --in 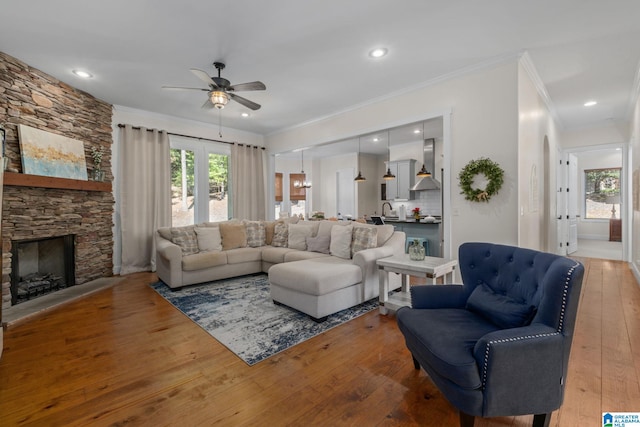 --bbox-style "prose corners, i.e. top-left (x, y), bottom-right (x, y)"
top-left (10, 235), bottom-right (75, 305)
